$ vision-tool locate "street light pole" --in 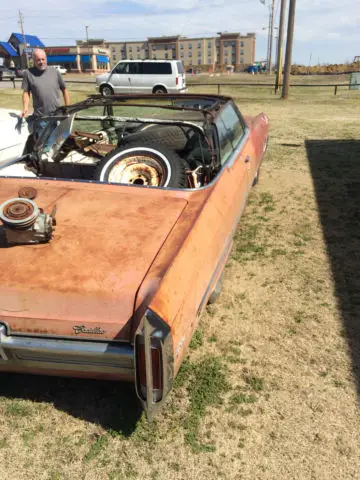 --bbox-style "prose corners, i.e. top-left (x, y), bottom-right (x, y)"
top-left (268, 0), bottom-right (276, 73)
